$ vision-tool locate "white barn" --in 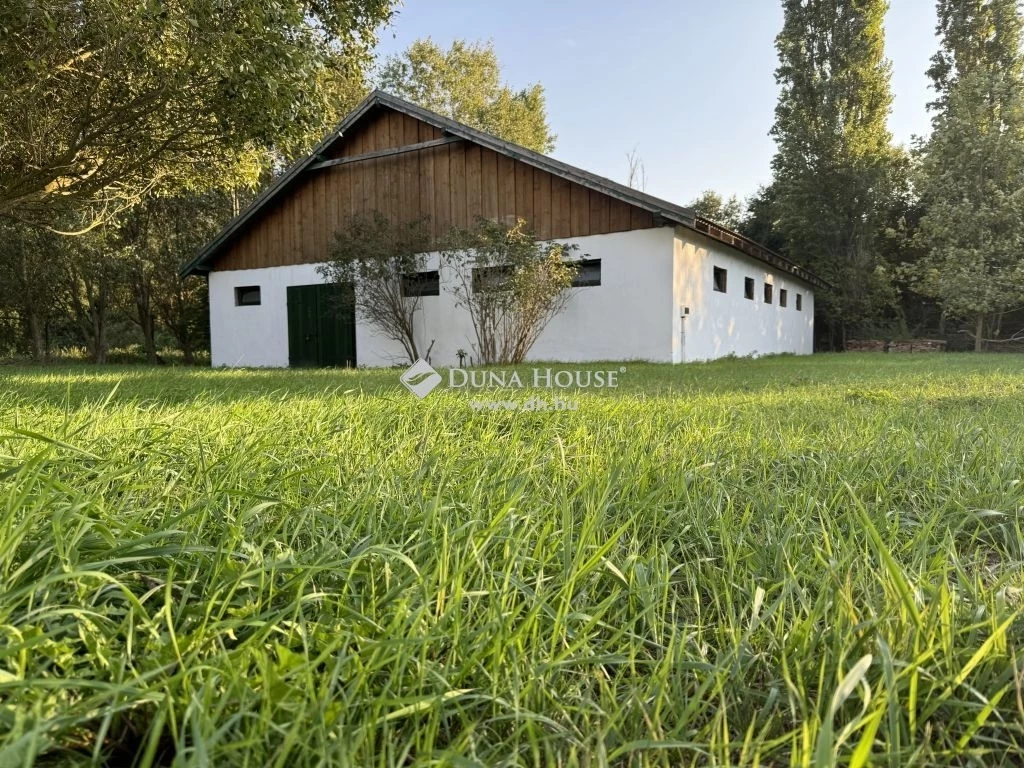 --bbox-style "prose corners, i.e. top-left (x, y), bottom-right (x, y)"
top-left (181, 91), bottom-right (822, 367)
